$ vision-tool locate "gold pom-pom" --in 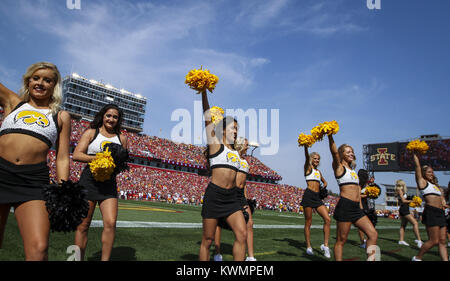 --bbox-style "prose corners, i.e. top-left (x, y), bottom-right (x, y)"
top-left (89, 147), bottom-right (116, 182)
top-left (320, 120), bottom-right (339, 136)
top-left (210, 106), bottom-right (224, 125)
top-left (310, 120), bottom-right (339, 142)
top-left (310, 125), bottom-right (324, 142)
top-left (185, 66), bottom-right (219, 94)
top-left (406, 139), bottom-right (429, 155)
top-left (298, 133), bottom-right (315, 147)
top-left (365, 185), bottom-right (380, 199)
top-left (409, 196), bottom-right (422, 208)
